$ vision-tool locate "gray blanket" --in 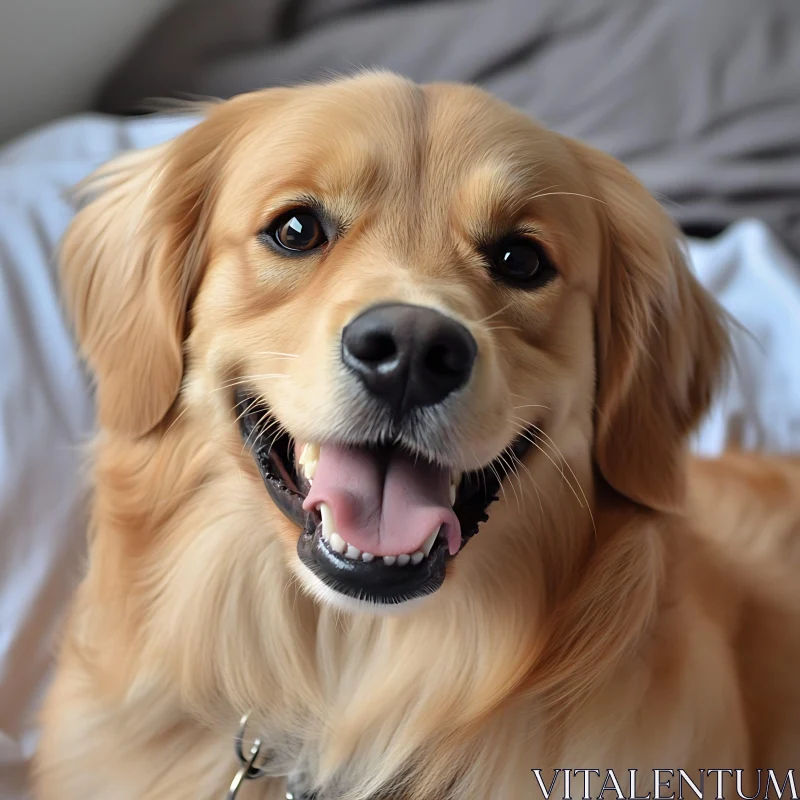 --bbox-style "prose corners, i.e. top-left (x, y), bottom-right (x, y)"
top-left (97, 0), bottom-right (800, 259)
